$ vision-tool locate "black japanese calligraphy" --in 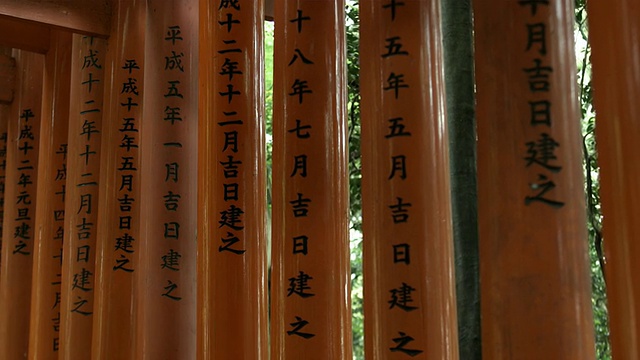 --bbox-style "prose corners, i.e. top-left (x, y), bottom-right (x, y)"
top-left (389, 282), bottom-right (418, 312)
top-left (287, 271), bottom-right (315, 298)
top-left (287, 316), bottom-right (315, 339)
top-left (389, 331), bottom-right (423, 357)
